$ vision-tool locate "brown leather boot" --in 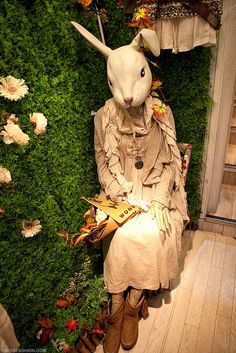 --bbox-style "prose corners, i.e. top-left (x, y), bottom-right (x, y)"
top-left (121, 296), bottom-right (144, 350)
top-left (103, 299), bottom-right (124, 353)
